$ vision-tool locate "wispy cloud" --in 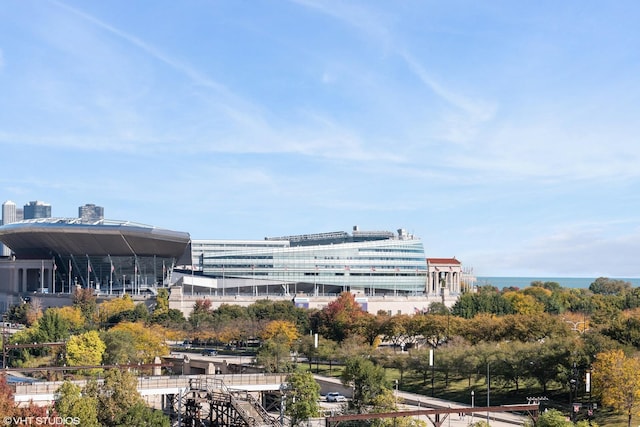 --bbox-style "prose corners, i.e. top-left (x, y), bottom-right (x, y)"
top-left (50, 0), bottom-right (228, 96)
top-left (400, 51), bottom-right (497, 135)
top-left (290, 0), bottom-right (392, 48)
top-left (30, 0), bottom-right (400, 165)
